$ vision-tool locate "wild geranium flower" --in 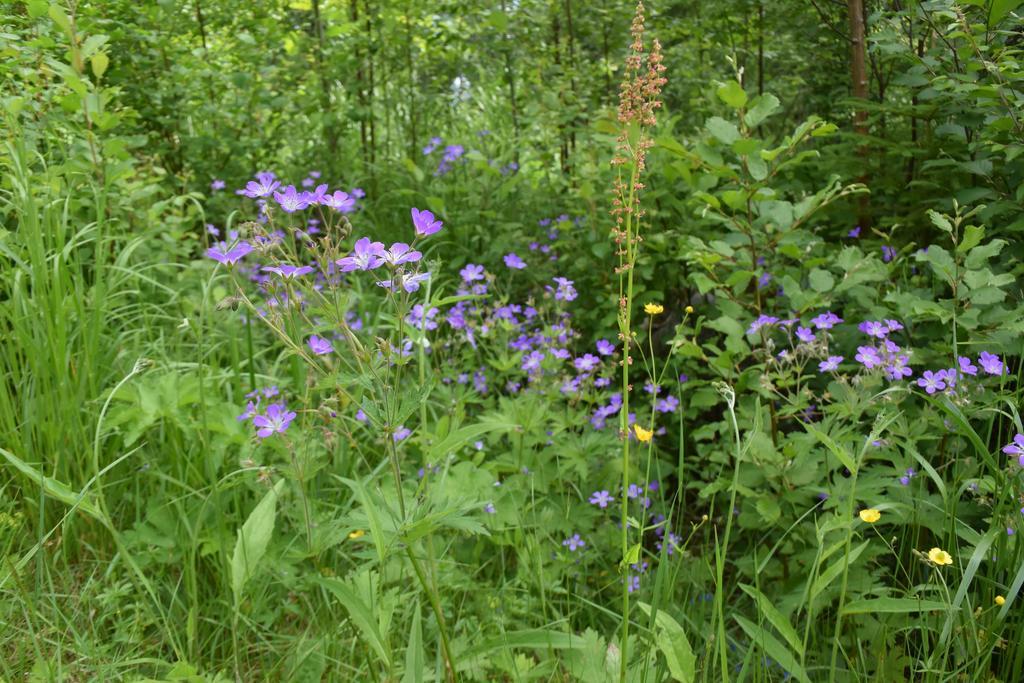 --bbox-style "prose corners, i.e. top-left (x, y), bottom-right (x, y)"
top-left (819, 356), bottom-right (843, 372)
top-left (655, 395), bottom-right (679, 413)
top-left (521, 350), bottom-right (545, 373)
top-left (241, 172), bottom-right (279, 198)
top-left (411, 207), bottom-right (443, 237)
top-left (884, 355), bottom-right (912, 380)
top-left (810, 311), bottom-right (843, 330)
top-left (855, 346), bottom-right (882, 369)
top-left (377, 271), bottom-right (431, 293)
top-left (927, 547), bottom-right (953, 566)
top-left (273, 185), bottom-right (309, 213)
top-left (263, 264), bottom-right (315, 279)
top-left (978, 351), bottom-right (1004, 375)
top-left (882, 245), bottom-right (897, 262)
top-left (382, 242), bottom-right (422, 266)
top-left (848, 226), bottom-right (861, 238)
top-left (957, 356), bottom-right (978, 376)
top-left (589, 490), bottom-right (613, 508)
top-left (795, 326), bottom-right (815, 343)
top-left (503, 252), bottom-right (527, 269)
top-left (917, 370), bottom-right (946, 394)
top-left (634, 424), bottom-right (653, 443)
top-left (1003, 434), bottom-right (1024, 467)
top-left (307, 335), bottom-right (333, 355)
top-left (460, 263), bottom-right (485, 282)
top-left (884, 319), bottom-right (903, 333)
top-left (393, 426), bottom-right (412, 442)
top-left (301, 183), bottom-right (329, 205)
top-left (552, 277), bottom-right (578, 301)
top-left (859, 509), bottom-right (881, 523)
top-left (747, 314), bottom-right (779, 335)
top-left (596, 339), bottom-right (615, 356)
top-left (252, 403), bottom-right (297, 438)
top-left (562, 534), bottom-right (585, 552)
top-left (211, 179), bottom-right (225, 191)
top-left (574, 354), bottom-right (600, 373)
top-left (899, 467), bottom-right (916, 486)
top-left (337, 237), bottom-right (386, 272)
top-left (644, 303), bottom-right (664, 315)
top-left (207, 241), bottom-right (253, 265)
top-left (323, 190), bottom-right (355, 213)
top-left (859, 321), bottom-right (889, 338)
